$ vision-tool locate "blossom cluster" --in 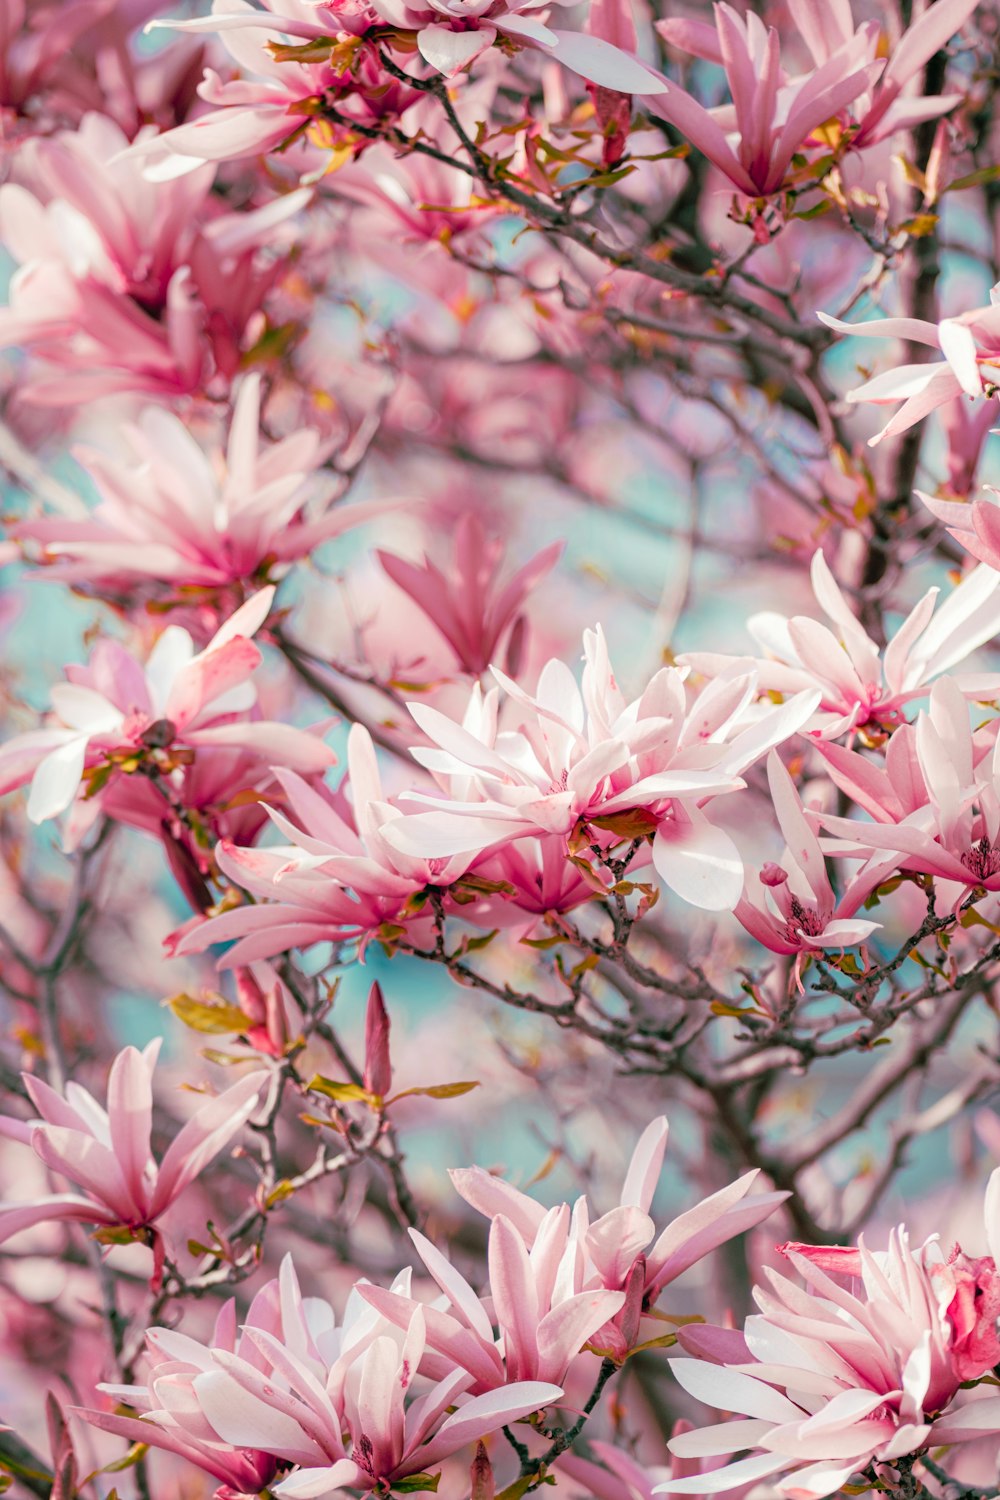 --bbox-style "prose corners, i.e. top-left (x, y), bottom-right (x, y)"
top-left (4, 2), bottom-right (1000, 1500)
